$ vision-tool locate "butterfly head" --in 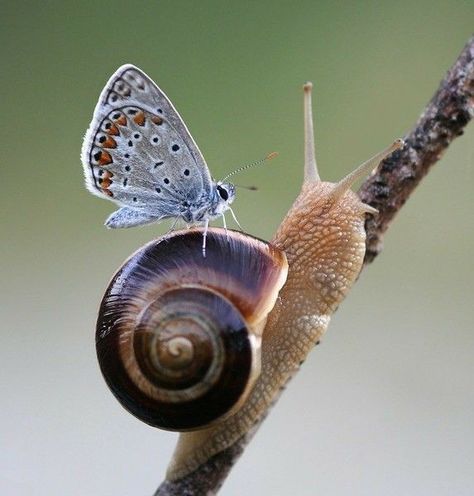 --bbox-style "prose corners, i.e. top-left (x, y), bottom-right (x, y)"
top-left (214, 181), bottom-right (236, 214)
